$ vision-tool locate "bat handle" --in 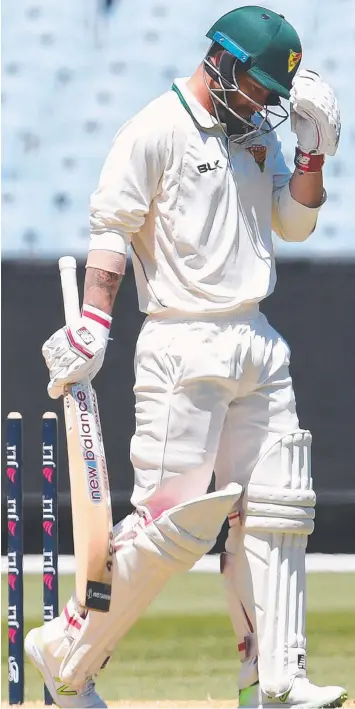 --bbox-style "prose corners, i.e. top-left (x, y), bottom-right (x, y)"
top-left (59, 256), bottom-right (81, 325)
